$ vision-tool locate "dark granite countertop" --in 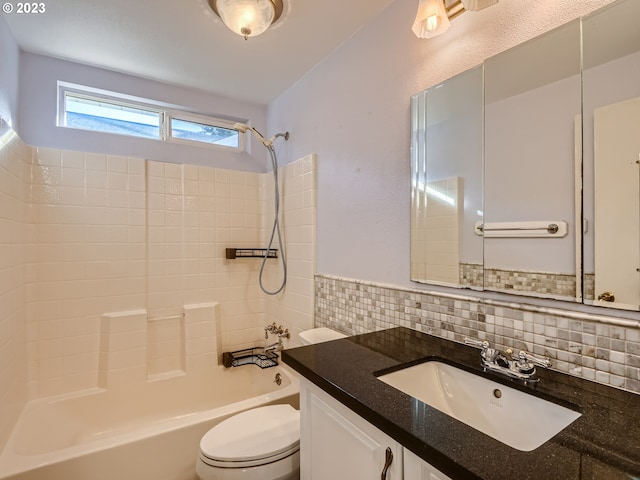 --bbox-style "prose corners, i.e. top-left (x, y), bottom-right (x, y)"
top-left (282, 327), bottom-right (640, 480)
